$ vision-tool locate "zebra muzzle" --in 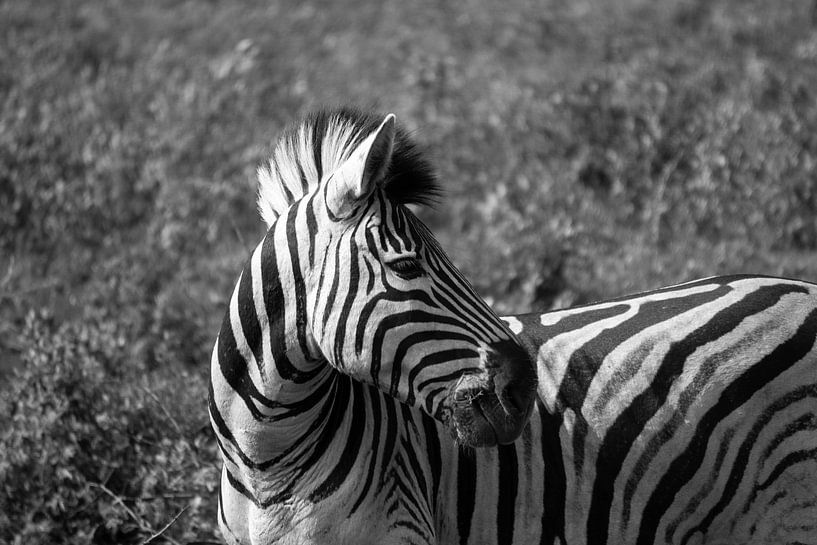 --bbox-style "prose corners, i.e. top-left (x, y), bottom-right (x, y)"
top-left (449, 342), bottom-right (537, 447)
